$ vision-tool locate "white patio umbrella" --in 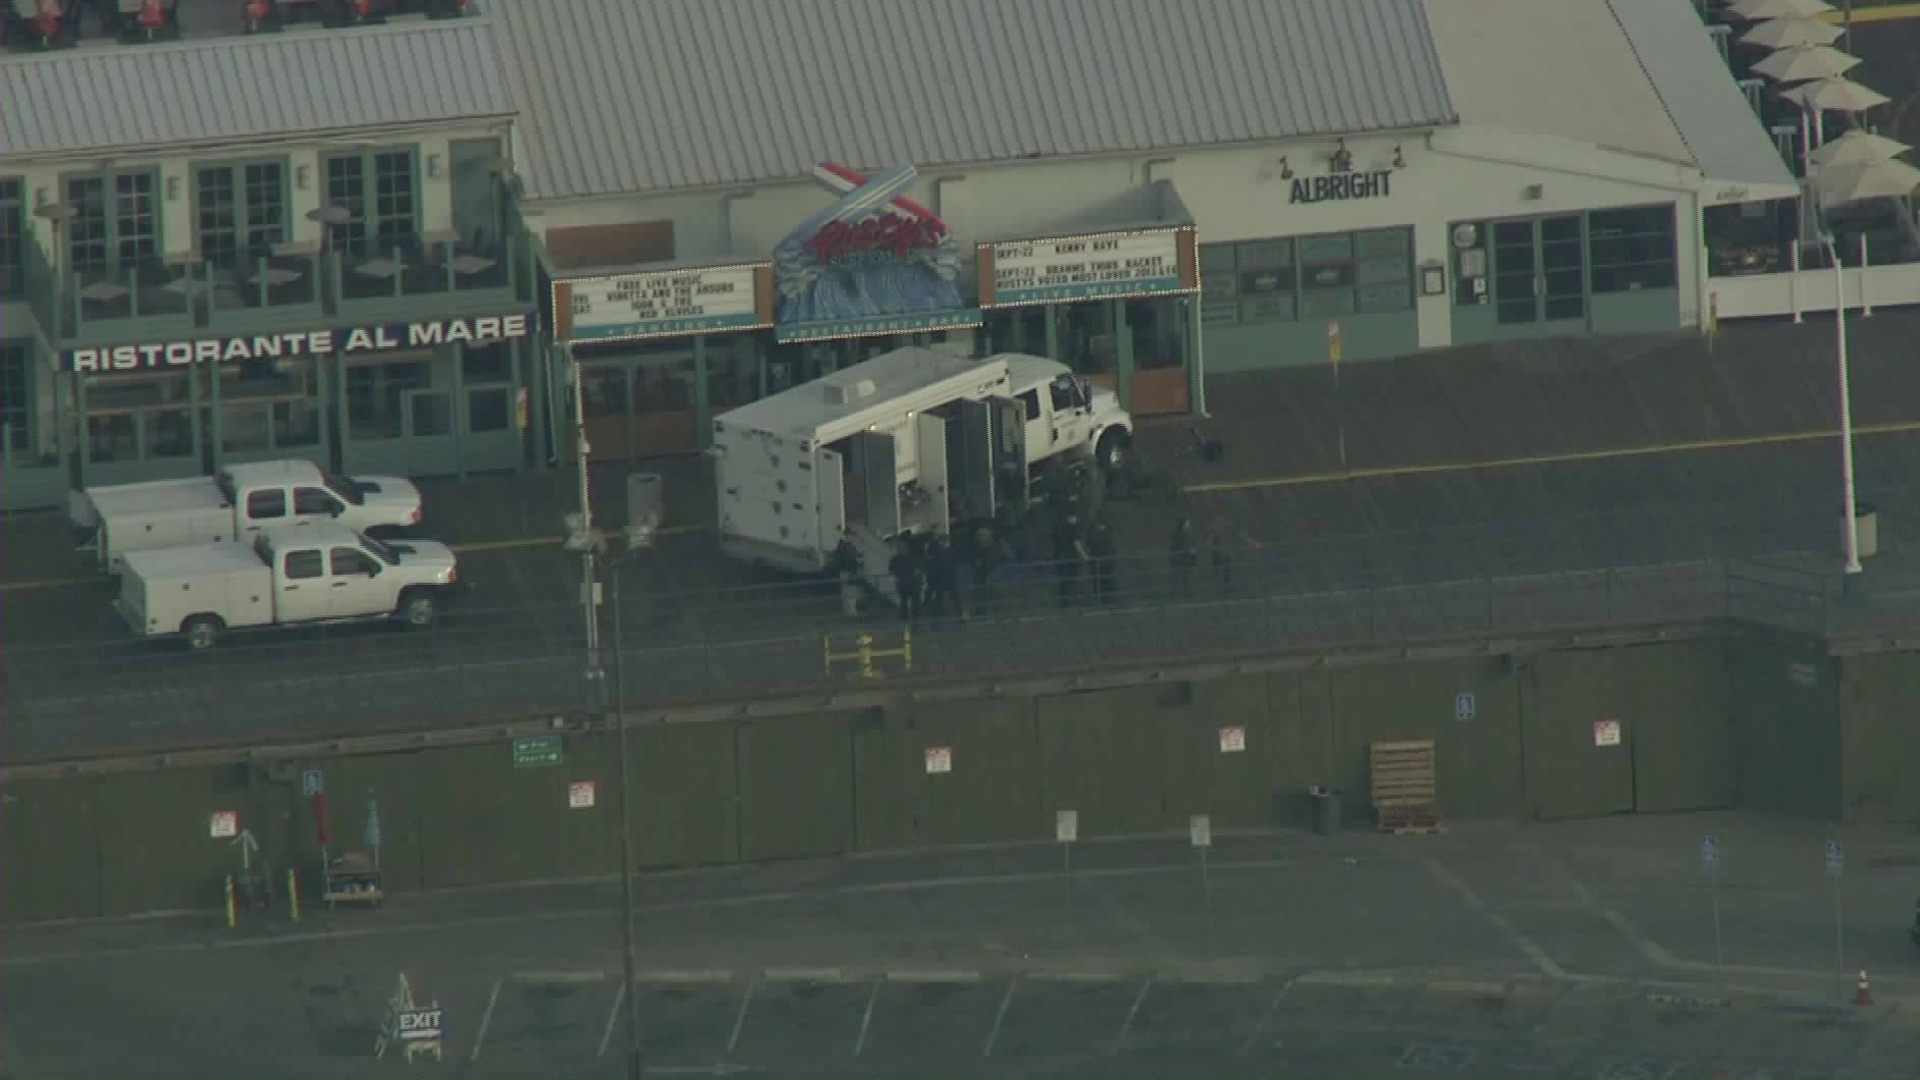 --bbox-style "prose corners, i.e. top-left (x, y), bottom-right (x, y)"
top-left (1815, 158), bottom-right (1920, 204)
top-left (1752, 44), bottom-right (1861, 83)
top-left (1739, 16), bottom-right (1841, 48)
top-left (1810, 128), bottom-right (1913, 169)
top-left (1783, 77), bottom-right (1892, 113)
top-left (1725, 0), bottom-right (1835, 20)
